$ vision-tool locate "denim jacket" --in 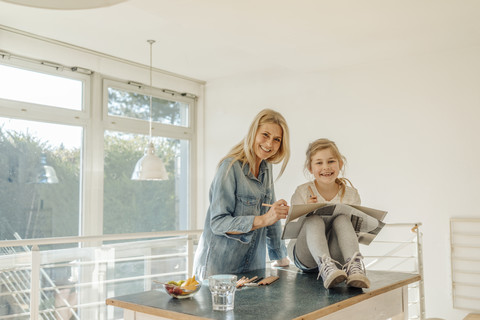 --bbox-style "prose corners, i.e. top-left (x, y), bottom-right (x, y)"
top-left (193, 157), bottom-right (287, 280)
